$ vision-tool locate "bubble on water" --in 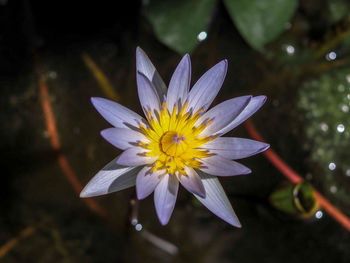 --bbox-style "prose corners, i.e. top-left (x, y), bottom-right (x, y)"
top-left (328, 162), bottom-right (336, 170)
top-left (337, 124), bottom-right (345, 133)
top-left (315, 210), bottom-right (323, 219)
